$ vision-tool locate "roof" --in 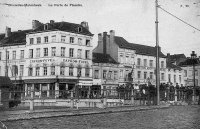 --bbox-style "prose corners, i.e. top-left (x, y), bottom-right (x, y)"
top-left (169, 54), bottom-right (186, 60)
top-left (0, 21), bottom-right (93, 47)
top-left (178, 58), bottom-right (200, 66)
top-left (0, 76), bottom-right (13, 88)
top-left (92, 53), bottom-right (119, 64)
top-left (166, 62), bottom-right (182, 71)
top-left (114, 36), bottom-right (166, 58)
